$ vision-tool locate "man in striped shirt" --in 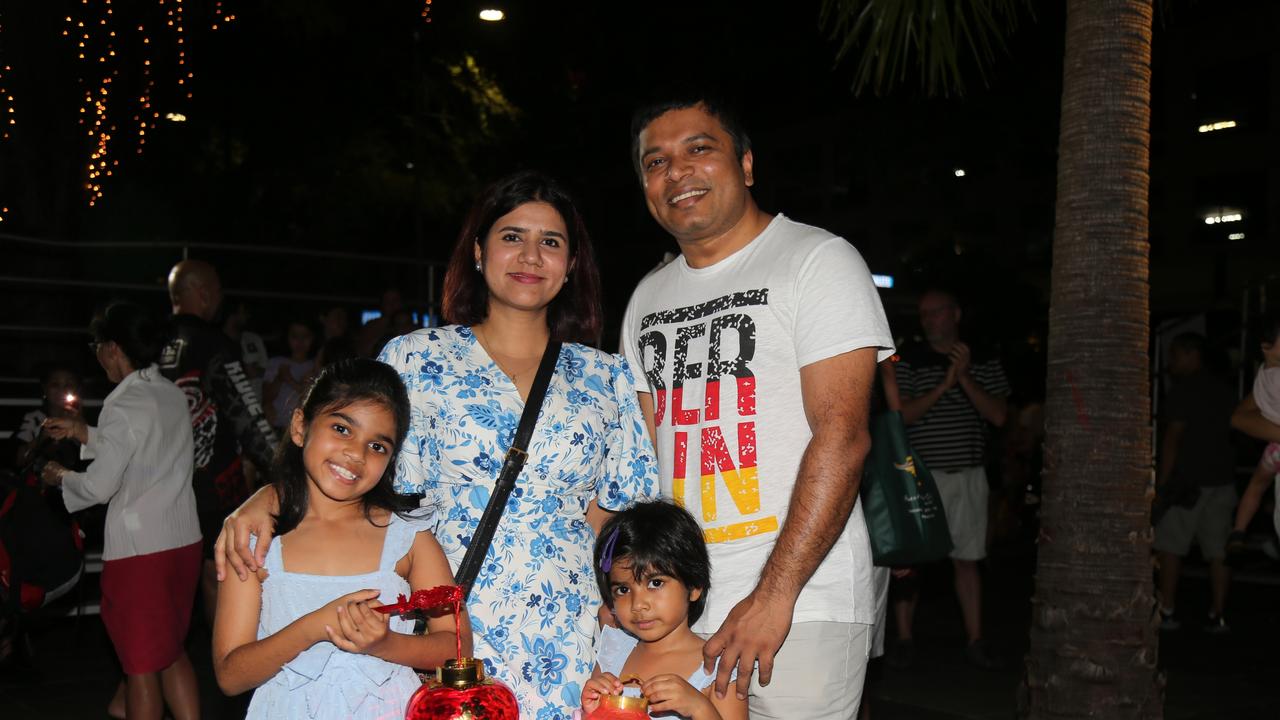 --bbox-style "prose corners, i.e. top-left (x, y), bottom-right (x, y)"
top-left (889, 289), bottom-right (1010, 670)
